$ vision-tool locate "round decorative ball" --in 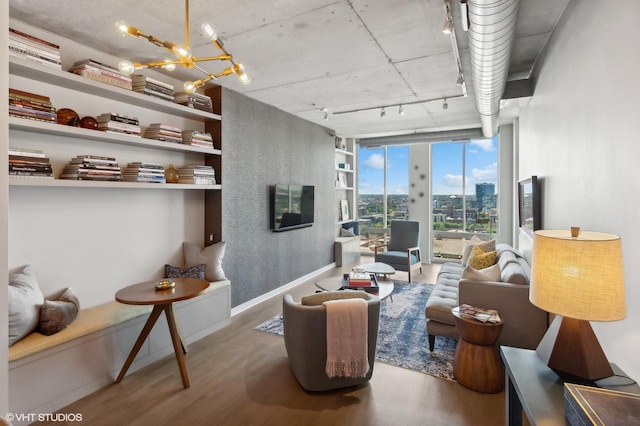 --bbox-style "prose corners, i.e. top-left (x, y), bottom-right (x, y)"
top-left (79, 116), bottom-right (98, 130)
top-left (56, 108), bottom-right (80, 126)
